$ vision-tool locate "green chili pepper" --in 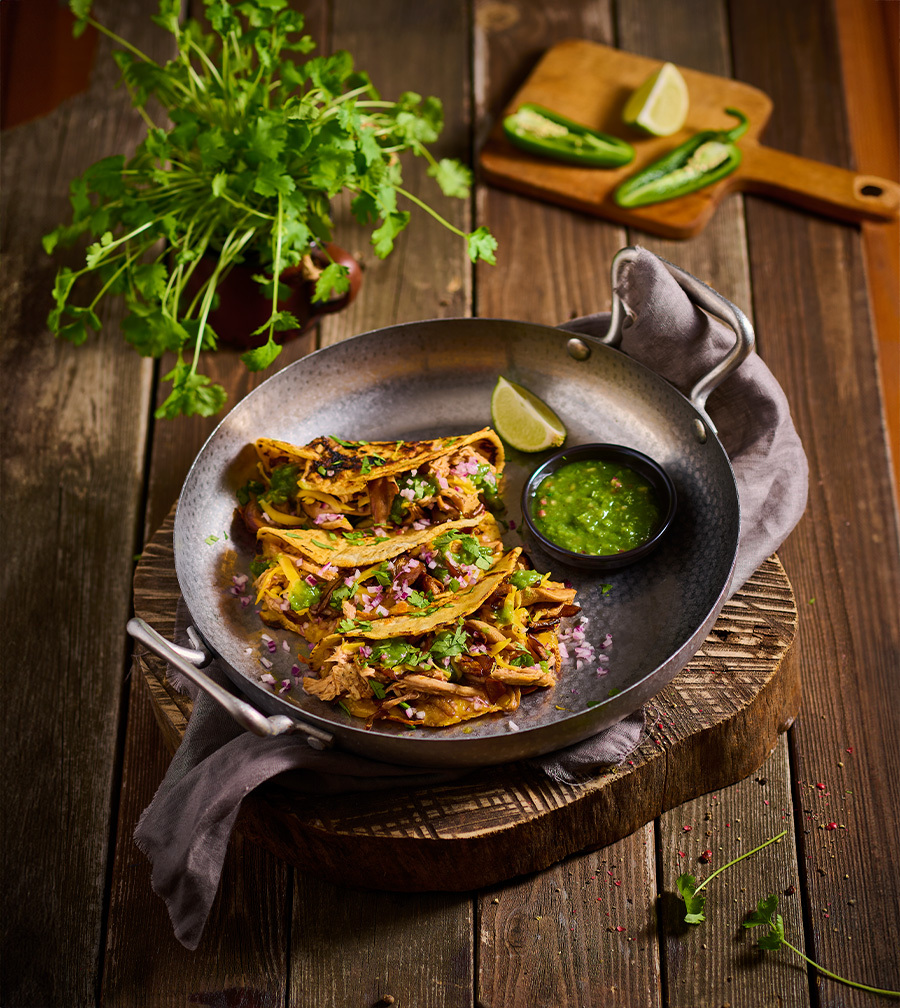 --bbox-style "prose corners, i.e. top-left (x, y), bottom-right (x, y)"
top-left (503, 103), bottom-right (635, 168)
top-left (613, 107), bottom-right (749, 208)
